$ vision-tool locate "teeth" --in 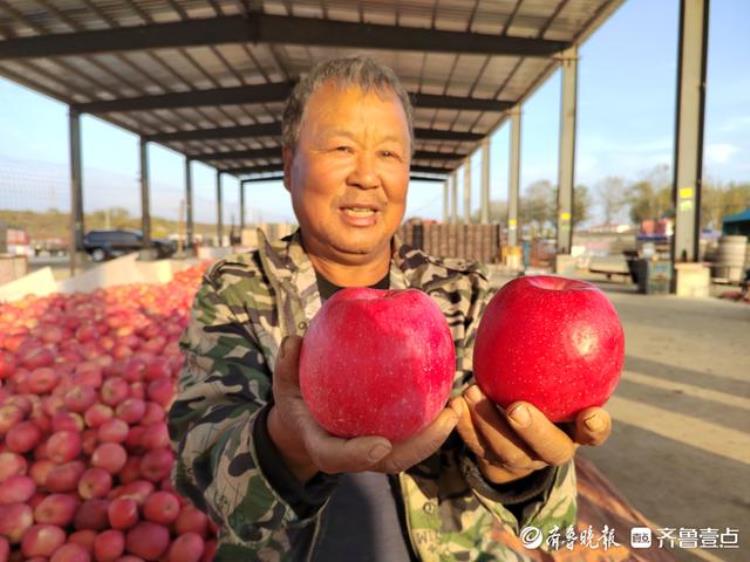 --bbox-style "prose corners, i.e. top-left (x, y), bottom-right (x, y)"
top-left (344, 208), bottom-right (375, 215)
